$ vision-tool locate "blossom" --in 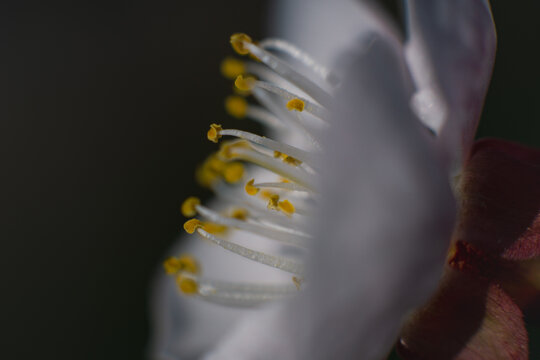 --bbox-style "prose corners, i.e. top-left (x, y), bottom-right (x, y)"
top-left (146, 1), bottom-right (540, 359)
